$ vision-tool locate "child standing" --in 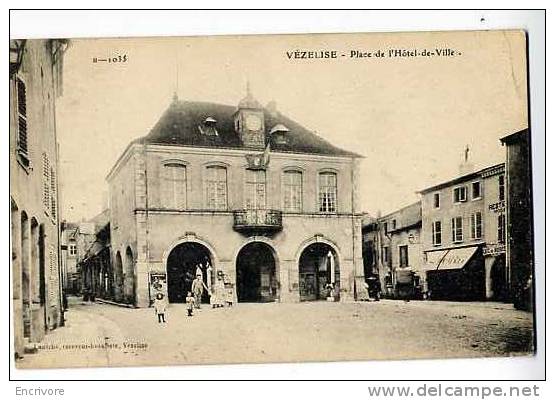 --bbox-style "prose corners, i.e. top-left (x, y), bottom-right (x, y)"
top-left (185, 291), bottom-right (195, 317)
top-left (154, 293), bottom-right (167, 323)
